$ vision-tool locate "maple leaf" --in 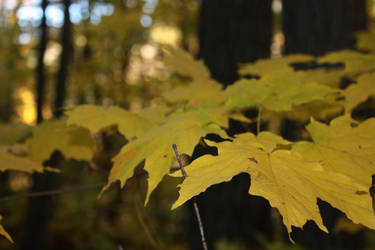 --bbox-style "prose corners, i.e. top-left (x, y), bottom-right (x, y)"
top-left (238, 54), bottom-right (314, 76)
top-left (224, 70), bottom-right (334, 111)
top-left (66, 105), bottom-right (154, 139)
top-left (171, 132), bottom-right (290, 209)
top-left (163, 47), bottom-right (211, 82)
top-left (135, 104), bottom-right (172, 124)
top-left (356, 32), bottom-right (375, 54)
top-left (162, 81), bottom-right (227, 108)
top-left (299, 68), bottom-right (345, 88)
top-left (172, 131), bottom-right (375, 237)
top-left (319, 50), bottom-right (375, 75)
top-left (343, 72), bottom-right (375, 113)
top-left (0, 123), bottom-right (31, 145)
top-left (0, 216), bottom-right (13, 243)
top-left (0, 153), bottom-right (43, 173)
top-left (102, 109), bottom-right (227, 204)
top-left (27, 120), bottom-right (95, 163)
top-left (293, 115), bottom-right (375, 188)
